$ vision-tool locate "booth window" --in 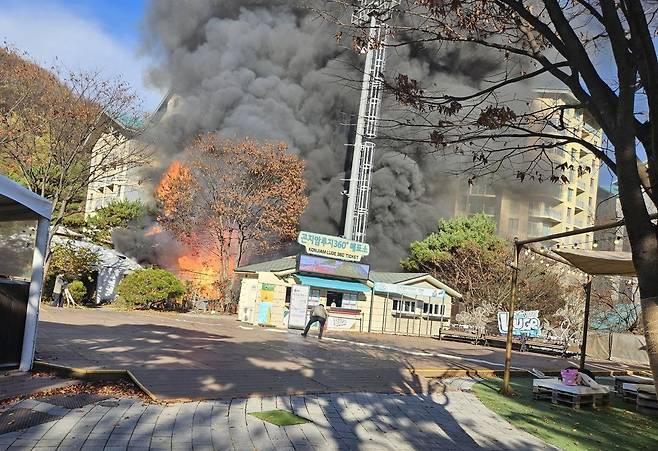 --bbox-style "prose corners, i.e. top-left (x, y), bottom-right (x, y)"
top-left (327, 291), bottom-right (342, 307)
top-left (342, 292), bottom-right (358, 309)
top-left (308, 289), bottom-right (321, 307)
top-left (392, 299), bottom-right (416, 314)
top-left (423, 303), bottom-right (445, 317)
